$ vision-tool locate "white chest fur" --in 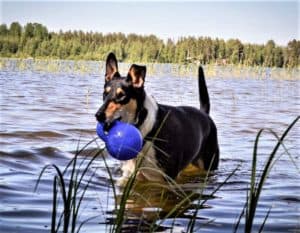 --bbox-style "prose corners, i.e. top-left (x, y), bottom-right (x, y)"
top-left (139, 94), bottom-right (158, 138)
top-left (118, 94), bottom-right (165, 185)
